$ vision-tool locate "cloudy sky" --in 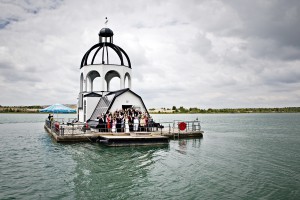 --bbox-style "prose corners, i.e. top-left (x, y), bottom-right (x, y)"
top-left (0, 0), bottom-right (299, 108)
